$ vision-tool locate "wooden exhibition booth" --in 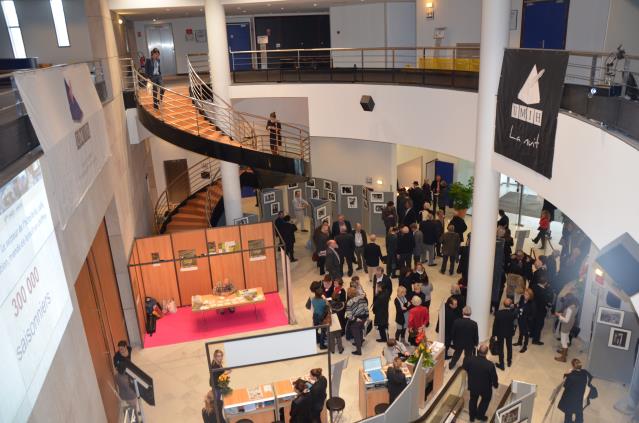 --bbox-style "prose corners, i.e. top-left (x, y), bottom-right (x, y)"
top-left (128, 222), bottom-right (279, 343)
